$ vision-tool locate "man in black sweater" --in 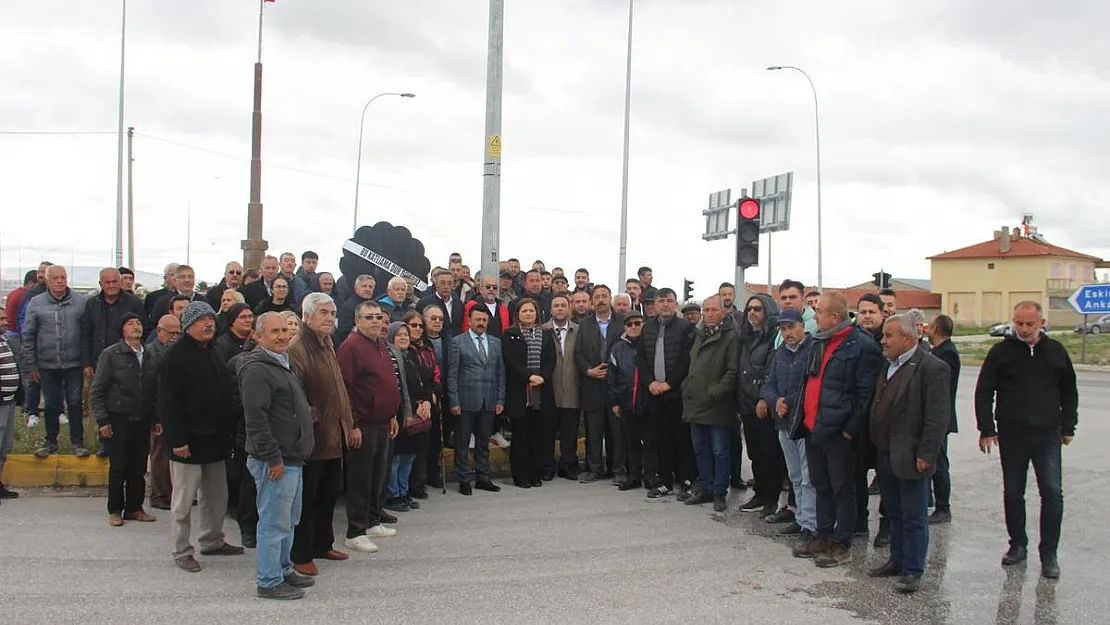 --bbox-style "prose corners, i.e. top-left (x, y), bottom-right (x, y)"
top-left (926, 314), bottom-right (960, 523)
top-left (975, 301), bottom-right (1077, 580)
